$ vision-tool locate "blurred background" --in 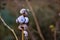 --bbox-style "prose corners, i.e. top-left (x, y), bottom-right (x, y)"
top-left (0, 0), bottom-right (60, 40)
